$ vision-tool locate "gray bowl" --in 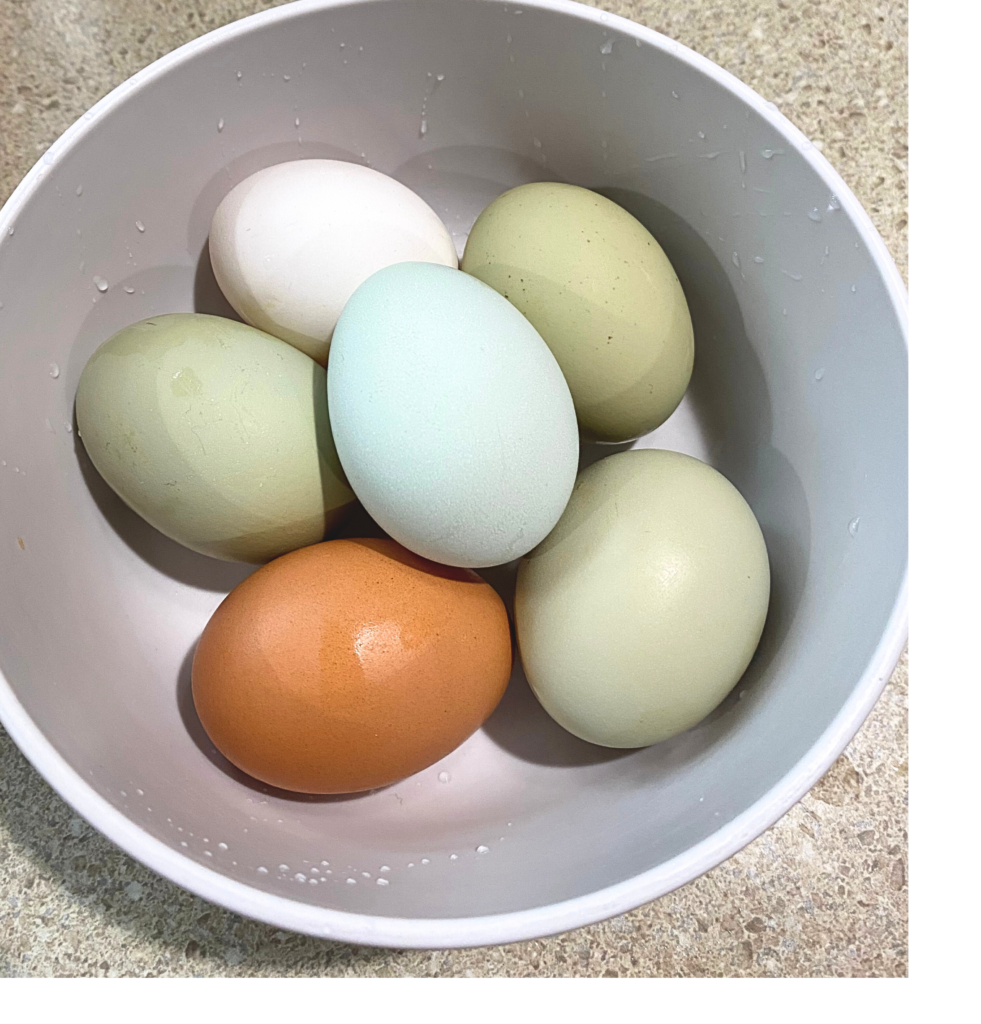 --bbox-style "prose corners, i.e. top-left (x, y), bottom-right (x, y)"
top-left (0, 0), bottom-right (907, 948)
